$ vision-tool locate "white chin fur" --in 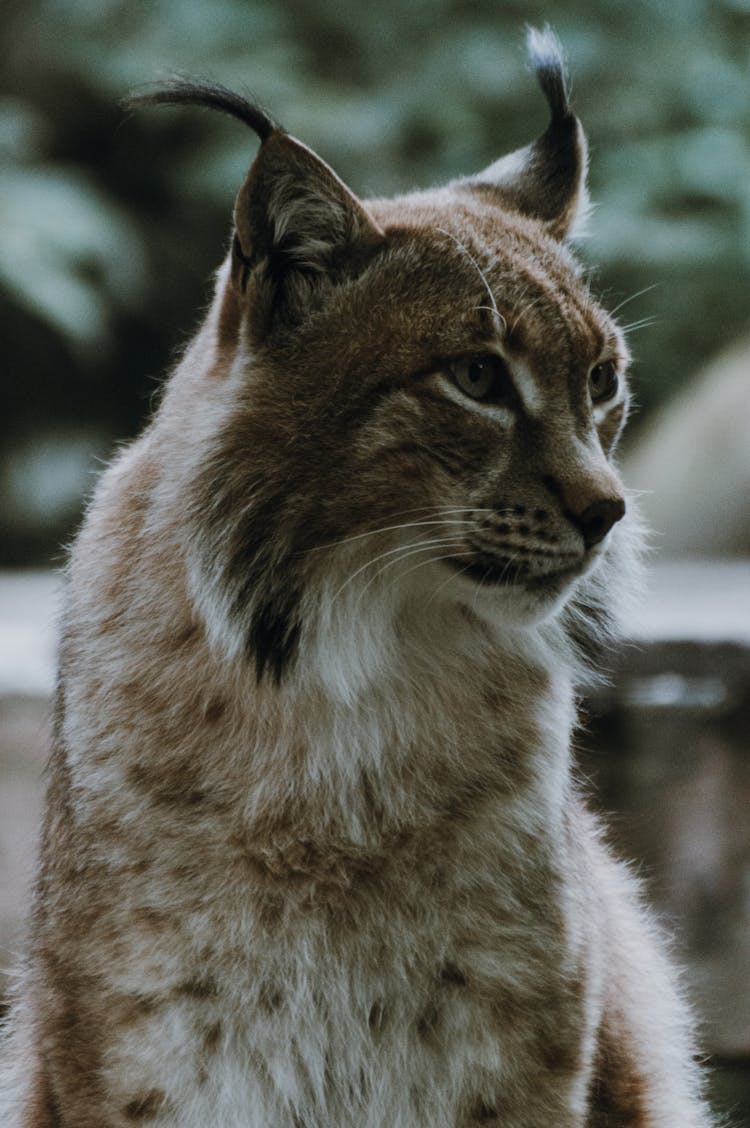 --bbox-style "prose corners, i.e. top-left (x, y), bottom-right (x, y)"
top-left (446, 567), bottom-right (579, 630)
